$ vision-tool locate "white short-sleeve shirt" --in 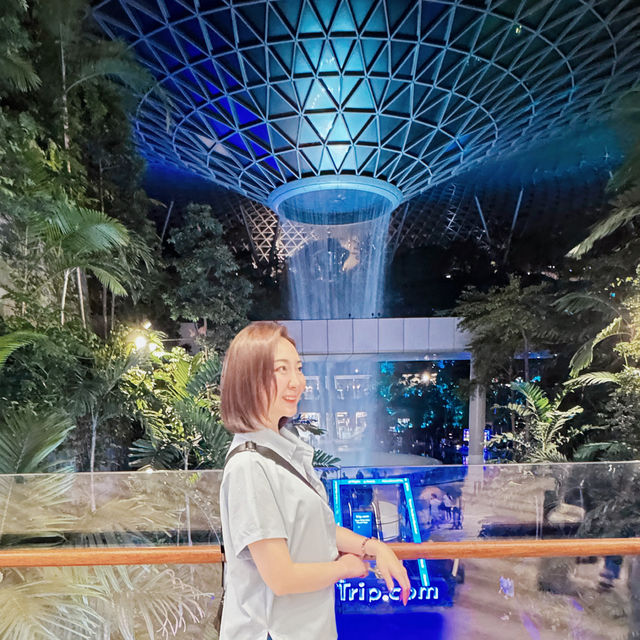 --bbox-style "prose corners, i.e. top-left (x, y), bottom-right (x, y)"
top-left (219, 426), bottom-right (338, 640)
